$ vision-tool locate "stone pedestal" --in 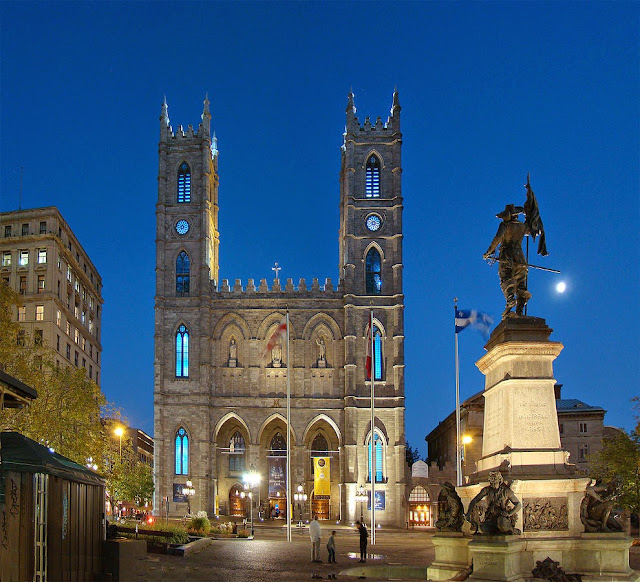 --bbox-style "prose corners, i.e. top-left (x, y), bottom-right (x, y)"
top-left (426, 532), bottom-right (471, 580)
top-left (468, 536), bottom-right (529, 581)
